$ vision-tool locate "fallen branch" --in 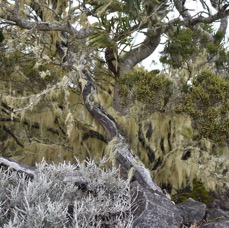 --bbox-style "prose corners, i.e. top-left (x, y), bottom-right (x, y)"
top-left (0, 157), bottom-right (35, 178)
